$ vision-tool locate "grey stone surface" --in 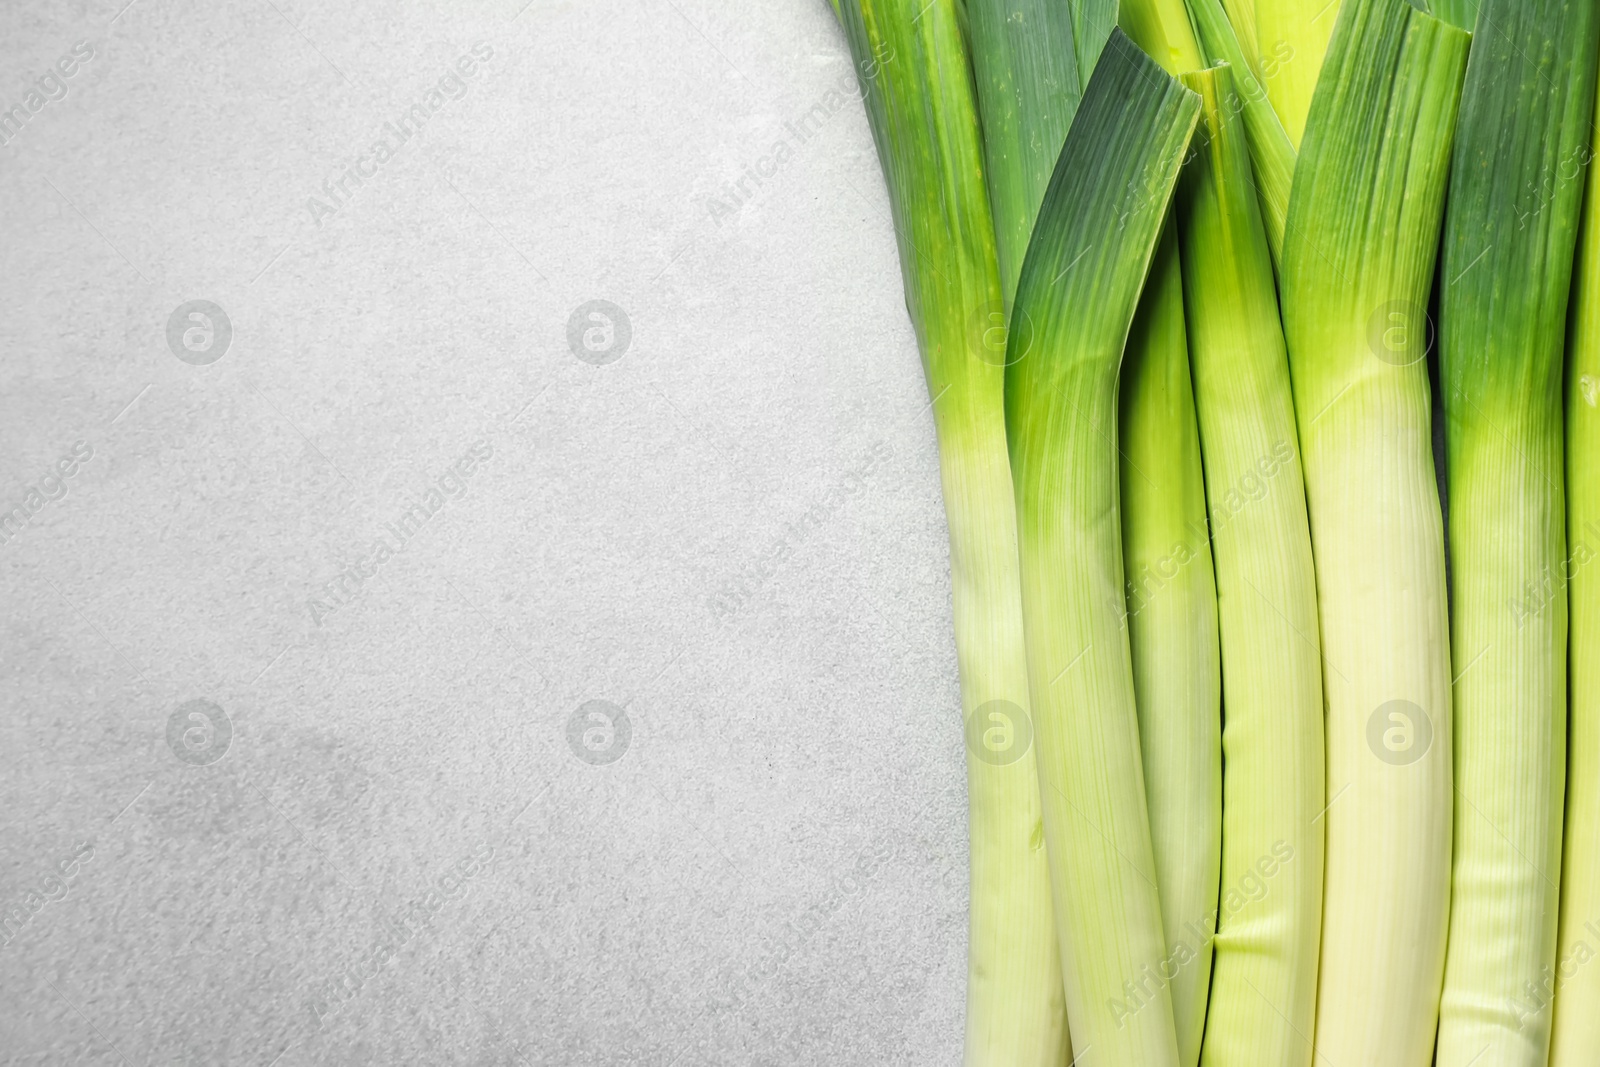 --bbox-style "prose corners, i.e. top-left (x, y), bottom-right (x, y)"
top-left (0, 1), bottom-right (969, 1064)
